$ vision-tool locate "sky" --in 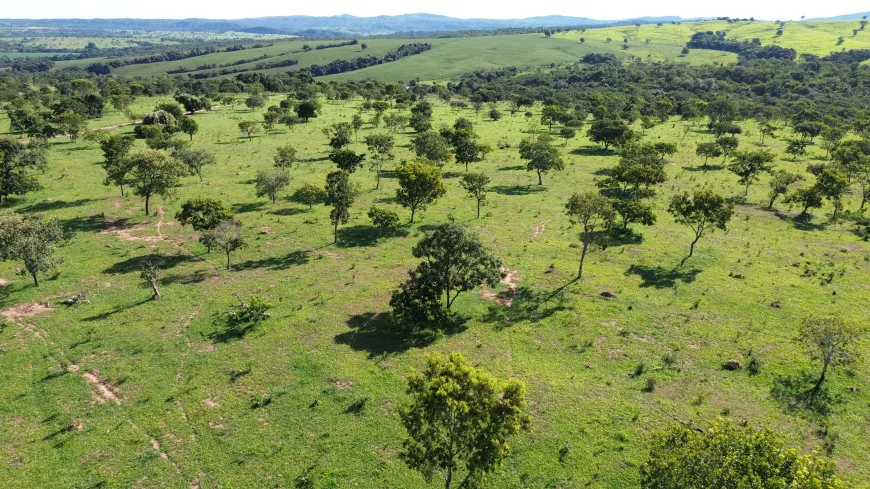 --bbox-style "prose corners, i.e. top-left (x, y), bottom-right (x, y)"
top-left (3, 0), bottom-right (868, 21)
